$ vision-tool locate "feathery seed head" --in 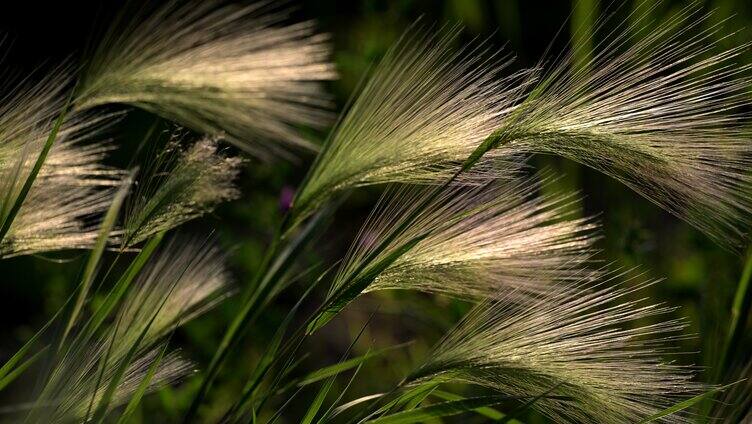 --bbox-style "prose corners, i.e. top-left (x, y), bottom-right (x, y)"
top-left (409, 276), bottom-right (702, 423)
top-left (0, 73), bottom-right (124, 257)
top-left (116, 236), bottom-right (233, 347)
top-left (332, 176), bottom-right (600, 302)
top-left (30, 239), bottom-right (230, 422)
top-left (293, 27), bottom-right (529, 221)
top-left (122, 136), bottom-right (242, 247)
top-left (299, 6), bottom-right (752, 248)
top-left (77, 1), bottom-right (336, 158)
